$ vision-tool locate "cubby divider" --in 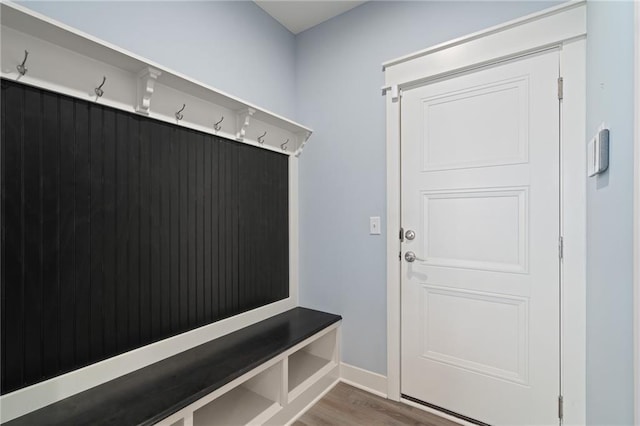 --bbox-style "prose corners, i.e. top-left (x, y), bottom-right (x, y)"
top-left (287, 329), bottom-right (338, 402)
top-left (192, 361), bottom-right (283, 426)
